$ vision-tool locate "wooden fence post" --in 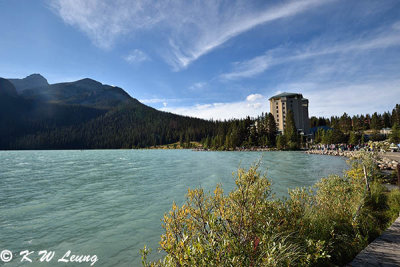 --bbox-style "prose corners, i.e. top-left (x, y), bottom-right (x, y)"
top-left (397, 164), bottom-right (400, 189)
